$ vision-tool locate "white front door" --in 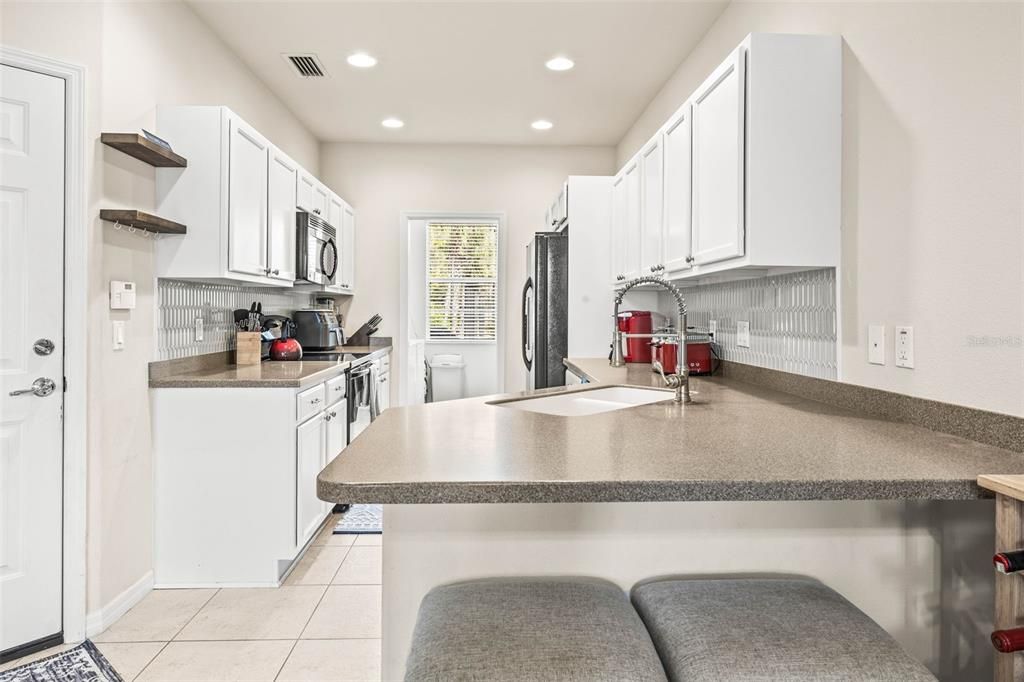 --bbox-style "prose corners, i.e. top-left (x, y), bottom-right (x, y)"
top-left (0, 64), bottom-right (66, 655)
